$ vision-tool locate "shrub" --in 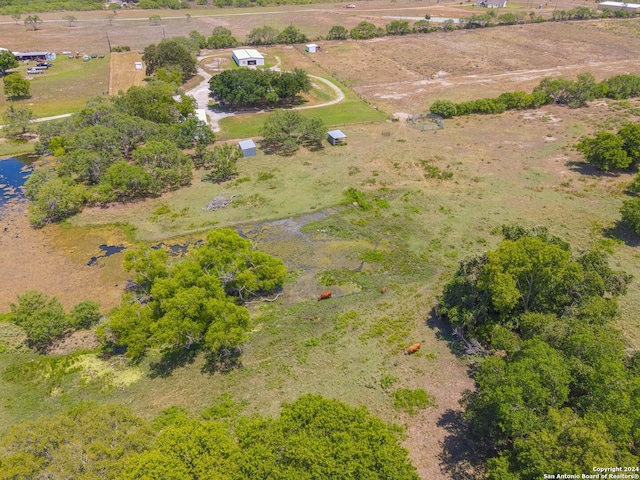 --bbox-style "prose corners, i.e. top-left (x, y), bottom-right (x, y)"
top-left (392, 388), bottom-right (436, 414)
top-left (429, 99), bottom-right (457, 118)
